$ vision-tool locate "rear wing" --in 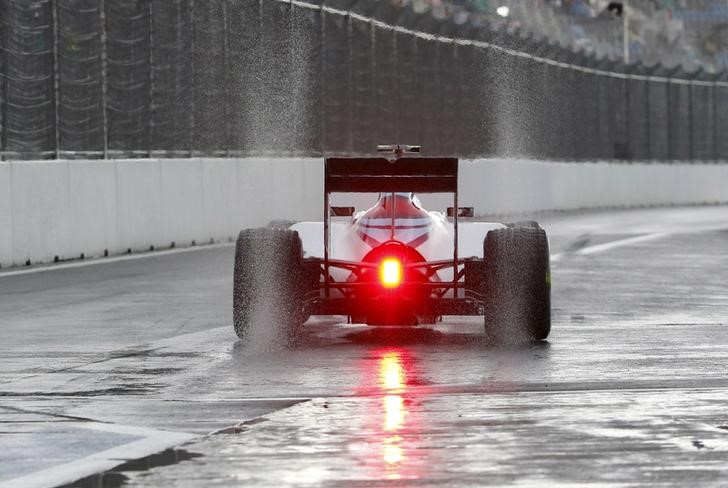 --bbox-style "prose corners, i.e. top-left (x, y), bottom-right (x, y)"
top-left (322, 155), bottom-right (462, 285)
top-left (324, 154), bottom-right (459, 272)
top-left (324, 157), bottom-right (458, 193)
